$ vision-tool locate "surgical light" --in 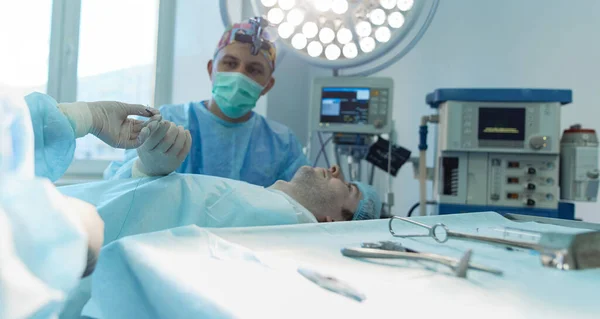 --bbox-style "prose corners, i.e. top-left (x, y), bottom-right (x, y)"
top-left (355, 21), bottom-right (372, 37)
top-left (397, 0), bottom-right (414, 11)
top-left (319, 27), bottom-right (335, 44)
top-left (315, 0), bottom-right (332, 12)
top-left (375, 26), bottom-right (391, 43)
top-left (287, 8), bottom-right (305, 26)
top-left (380, 0), bottom-right (396, 10)
top-left (302, 22), bottom-right (319, 38)
top-left (325, 44), bottom-right (341, 60)
top-left (267, 8), bottom-right (284, 25)
top-left (261, 0), bottom-right (277, 7)
top-left (278, 0), bottom-right (295, 11)
top-left (278, 22), bottom-right (295, 39)
top-left (336, 28), bottom-right (352, 44)
top-left (343, 43), bottom-right (358, 59)
top-left (226, 0), bottom-right (440, 74)
top-left (388, 12), bottom-right (405, 28)
top-left (360, 37), bottom-right (376, 53)
top-left (307, 41), bottom-right (323, 57)
top-left (292, 33), bottom-right (308, 50)
top-left (331, 0), bottom-right (348, 15)
top-left (369, 9), bottom-right (386, 26)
